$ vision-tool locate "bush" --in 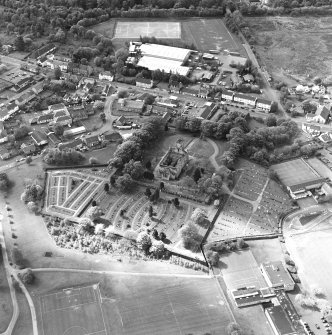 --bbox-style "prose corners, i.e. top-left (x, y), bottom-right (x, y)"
top-left (205, 250), bottom-right (219, 266)
top-left (18, 268), bottom-right (35, 284)
top-left (136, 231), bottom-right (152, 252)
top-left (89, 157), bottom-right (98, 165)
top-left (178, 223), bottom-right (202, 252)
